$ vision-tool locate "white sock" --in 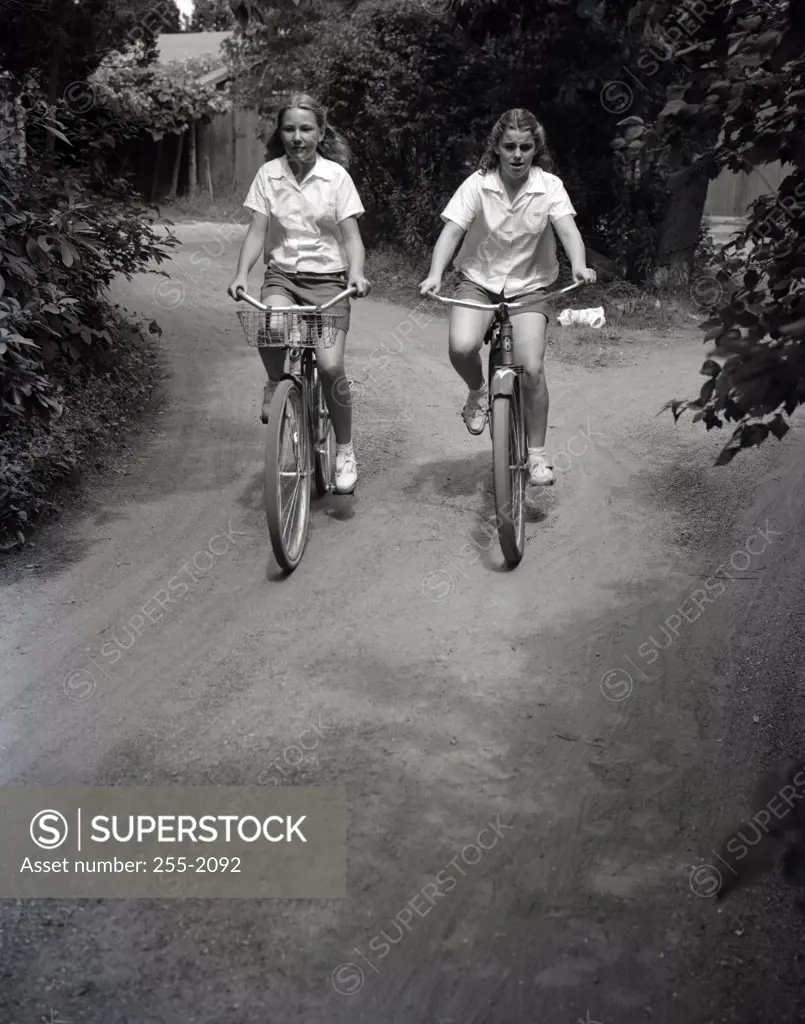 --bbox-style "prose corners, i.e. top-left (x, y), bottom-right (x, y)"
top-left (528, 446), bottom-right (545, 458)
top-left (470, 381), bottom-right (488, 396)
top-left (336, 442), bottom-right (353, 455)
